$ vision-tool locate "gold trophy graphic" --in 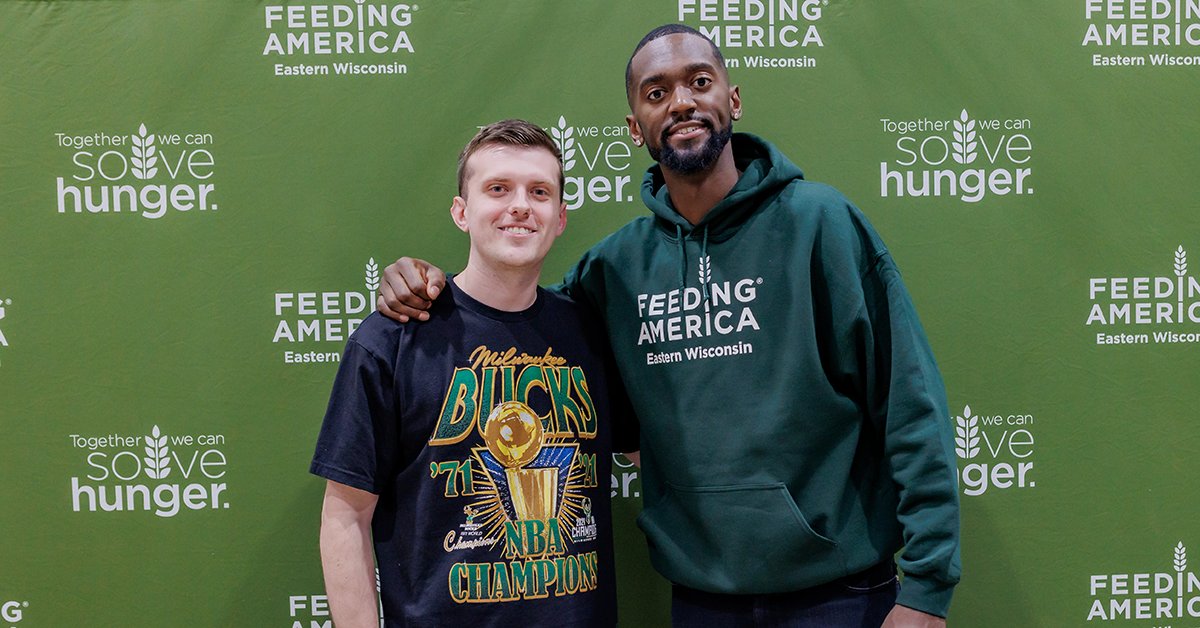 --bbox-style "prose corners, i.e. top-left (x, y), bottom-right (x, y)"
top-left (483, 400), bottom-right (557, 521)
